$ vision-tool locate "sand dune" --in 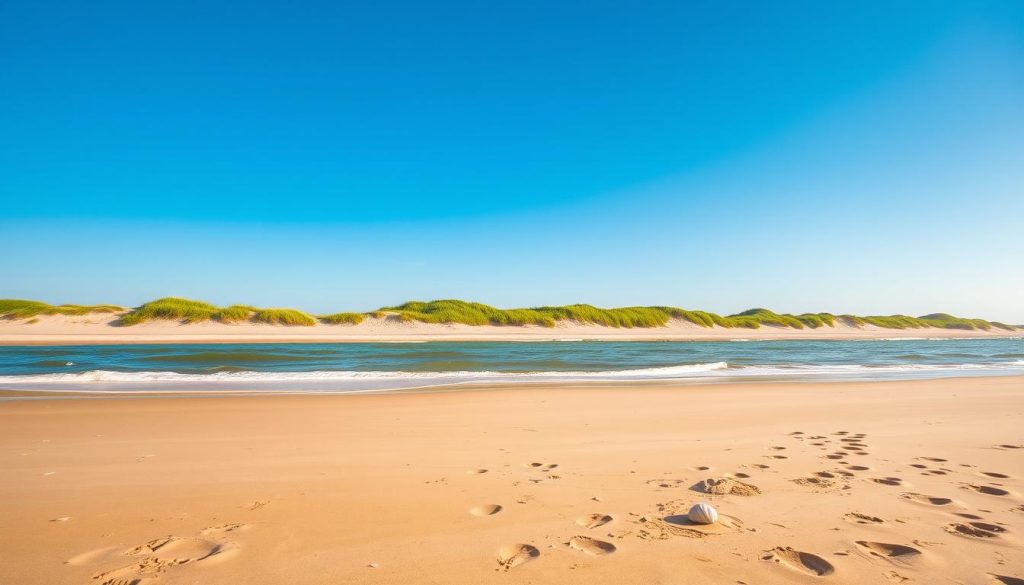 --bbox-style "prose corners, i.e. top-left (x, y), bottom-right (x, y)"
top-left (0, 312), bottom-right (1020, 344)
top-left (1, 376), bottom-right (1022, 584)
